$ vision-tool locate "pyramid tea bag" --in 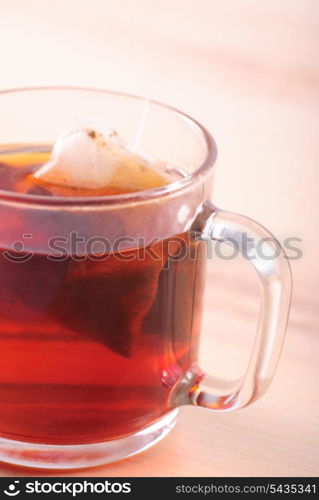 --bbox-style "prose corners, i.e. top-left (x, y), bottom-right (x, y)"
top-left (18, 120), bottom-right (182, 356)
top-left (31, 120), bottom-right (174, 196)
